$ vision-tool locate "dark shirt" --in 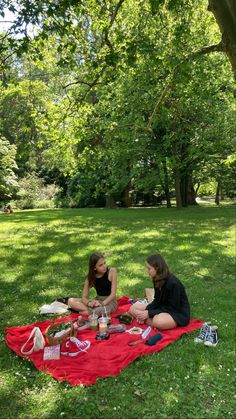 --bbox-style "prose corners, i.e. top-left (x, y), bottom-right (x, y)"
top-left (94, 268), bottom-right (111, 296)
top-left (146, 274), bottom-right (190, 326)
